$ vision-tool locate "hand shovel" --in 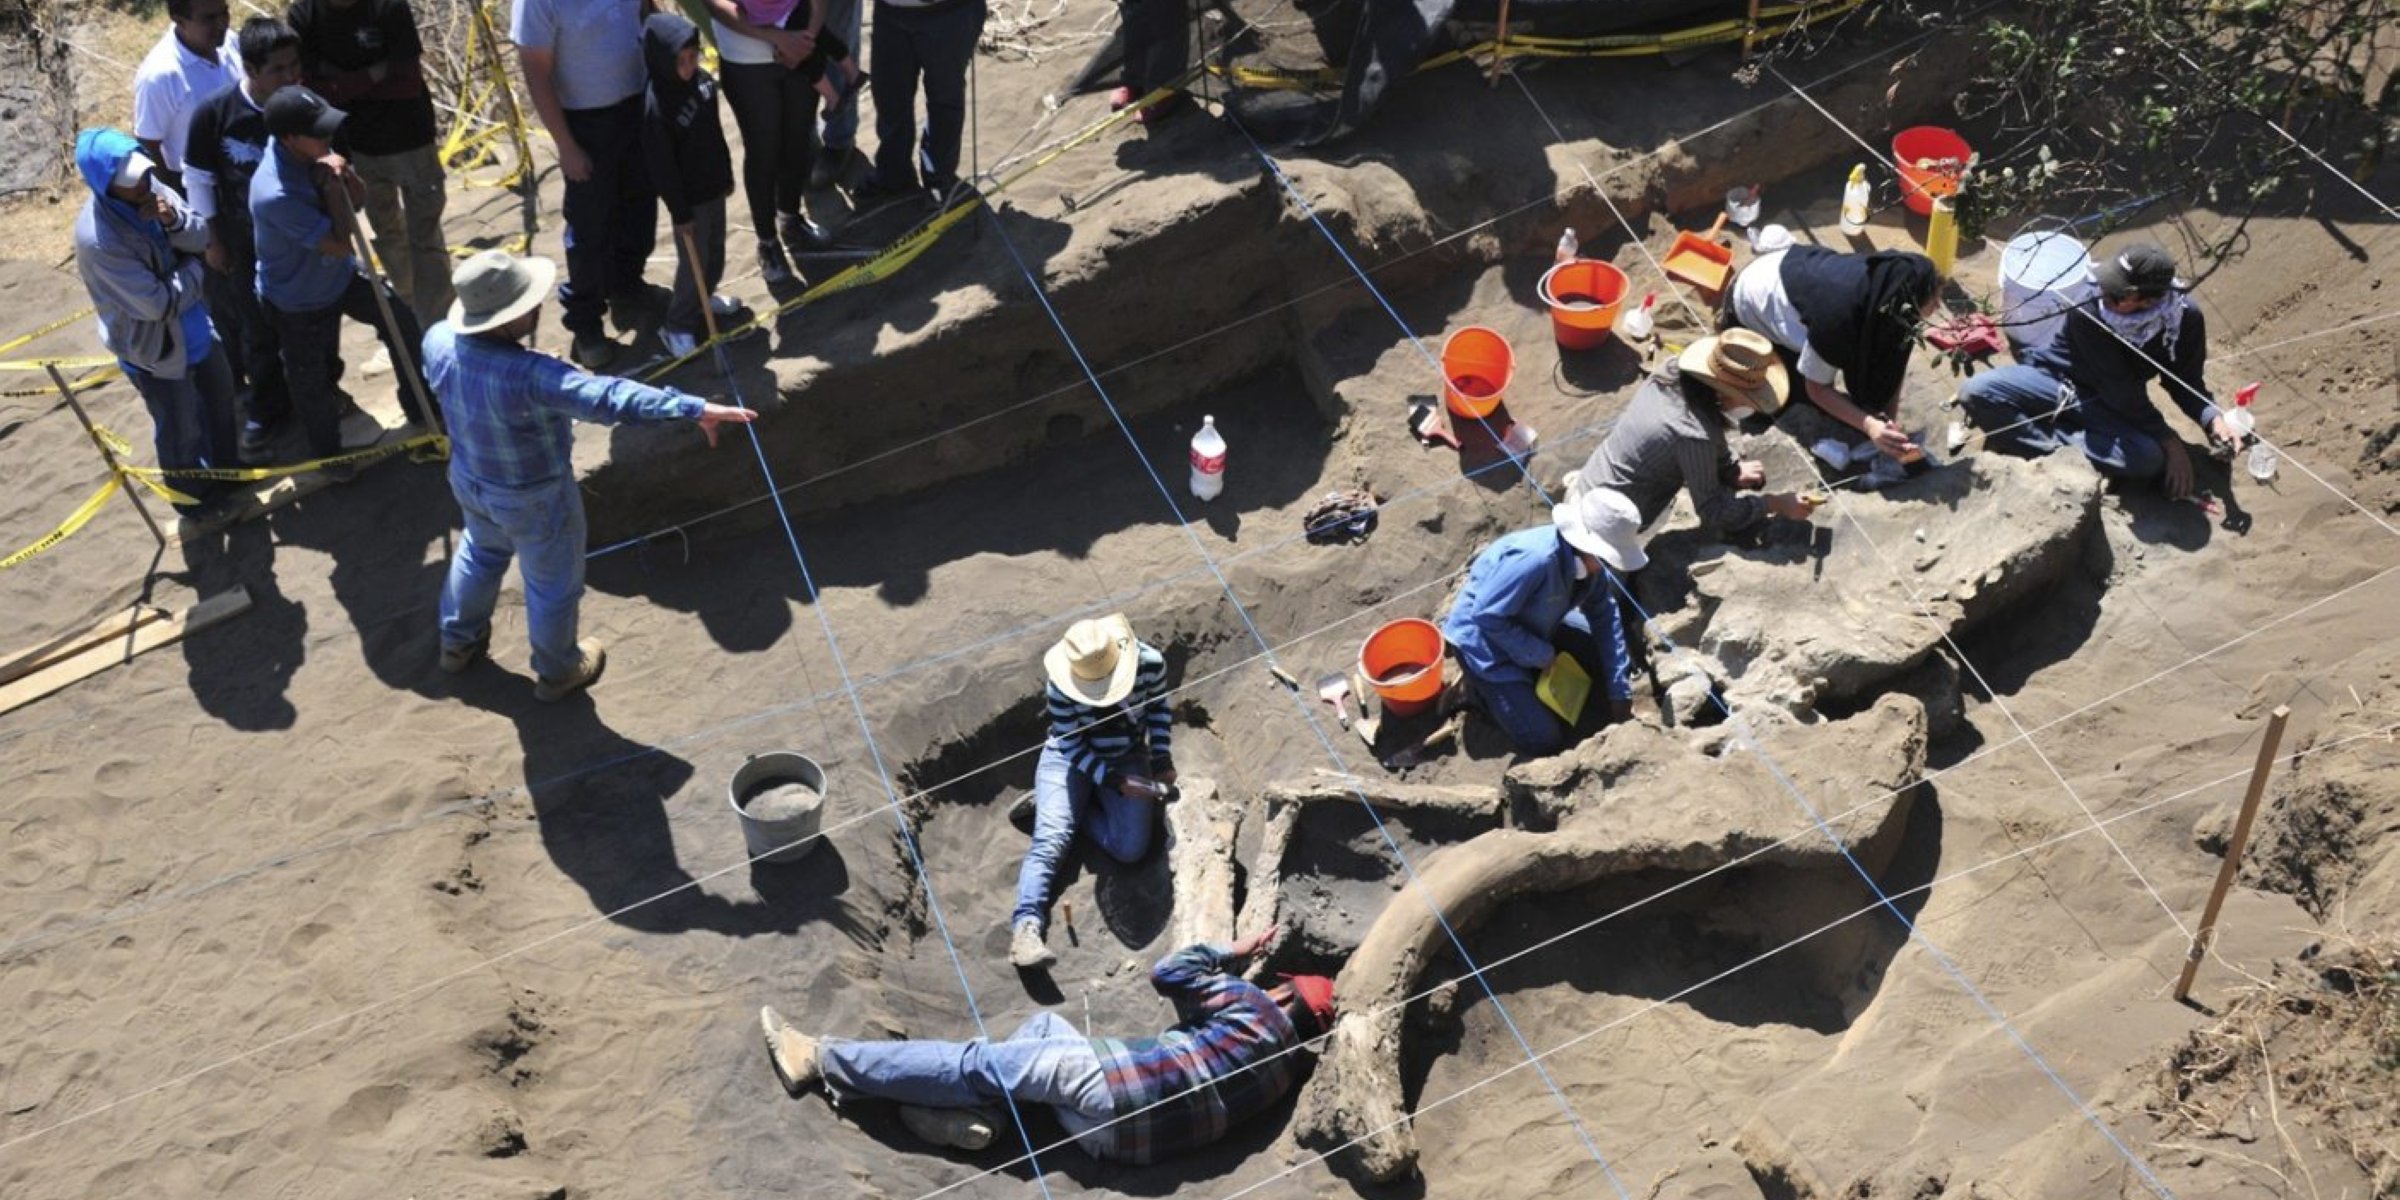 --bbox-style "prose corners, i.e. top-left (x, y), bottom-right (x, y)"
top-left (1317, 674), bottom-right (1380, 749)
